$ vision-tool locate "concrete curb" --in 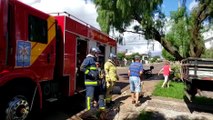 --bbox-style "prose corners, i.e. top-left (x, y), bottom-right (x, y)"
top-left (150, 96), bottom-right (213, 113)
